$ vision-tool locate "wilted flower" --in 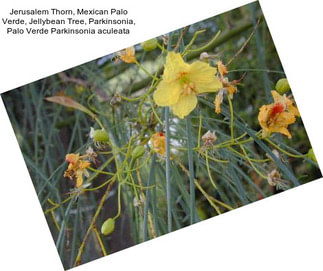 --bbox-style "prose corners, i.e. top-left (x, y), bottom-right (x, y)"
top-left (133, 194), bottom-right (145, 207)
top-left (214, 61), bottom-right (240, 114)
top-left (64, 153), bottom-right (90, 188)
top-left (85, 146), bottom-right (98, 163)
top-left (110, 93), bottom-right (122, 106)
top-left (214, 89), bottom-right (225, 114)
top-left (202, 130), bottom-right (217, 147)
top-left (153, 52), bottom-right (222, 119)
top-left (267, 169), bottom-right (290, 190)
top-left (118, 46), bottom-right (136, 63)
top-left (258, 91), bottom-right (300, 139)
top-left (151, 132), bottom-right (166, 156)
top-left (217, 60), bottom-right (228, 78)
